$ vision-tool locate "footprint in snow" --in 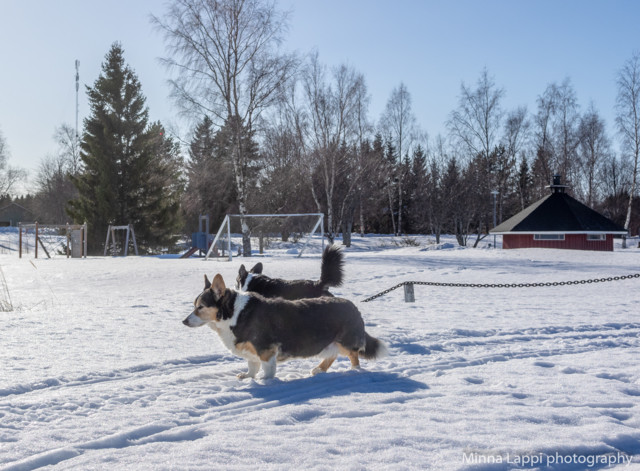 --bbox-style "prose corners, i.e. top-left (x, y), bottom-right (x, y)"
top-left (464, 376), bottom-right (484, 385)
top-left (533, 361), bottom-right (555, 368)
top-left (595, 372), bottom-right (631, 383)
top-left (603, 410), bottom-right (632, 421)
top-left (560, 367), bottom-right (583, 374)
